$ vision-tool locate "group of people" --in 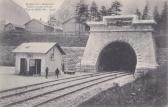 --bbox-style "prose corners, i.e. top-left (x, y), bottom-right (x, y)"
top-left (45, 67), bottom-right (60, 79)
